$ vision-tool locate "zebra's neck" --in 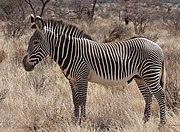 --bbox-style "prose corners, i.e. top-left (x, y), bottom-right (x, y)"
top-left (46, 32), bottom-right (66, 64)
top-left (43, 19), bottom-right (92, 75)
top-left (45, 29), bottom-right (83, 77)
